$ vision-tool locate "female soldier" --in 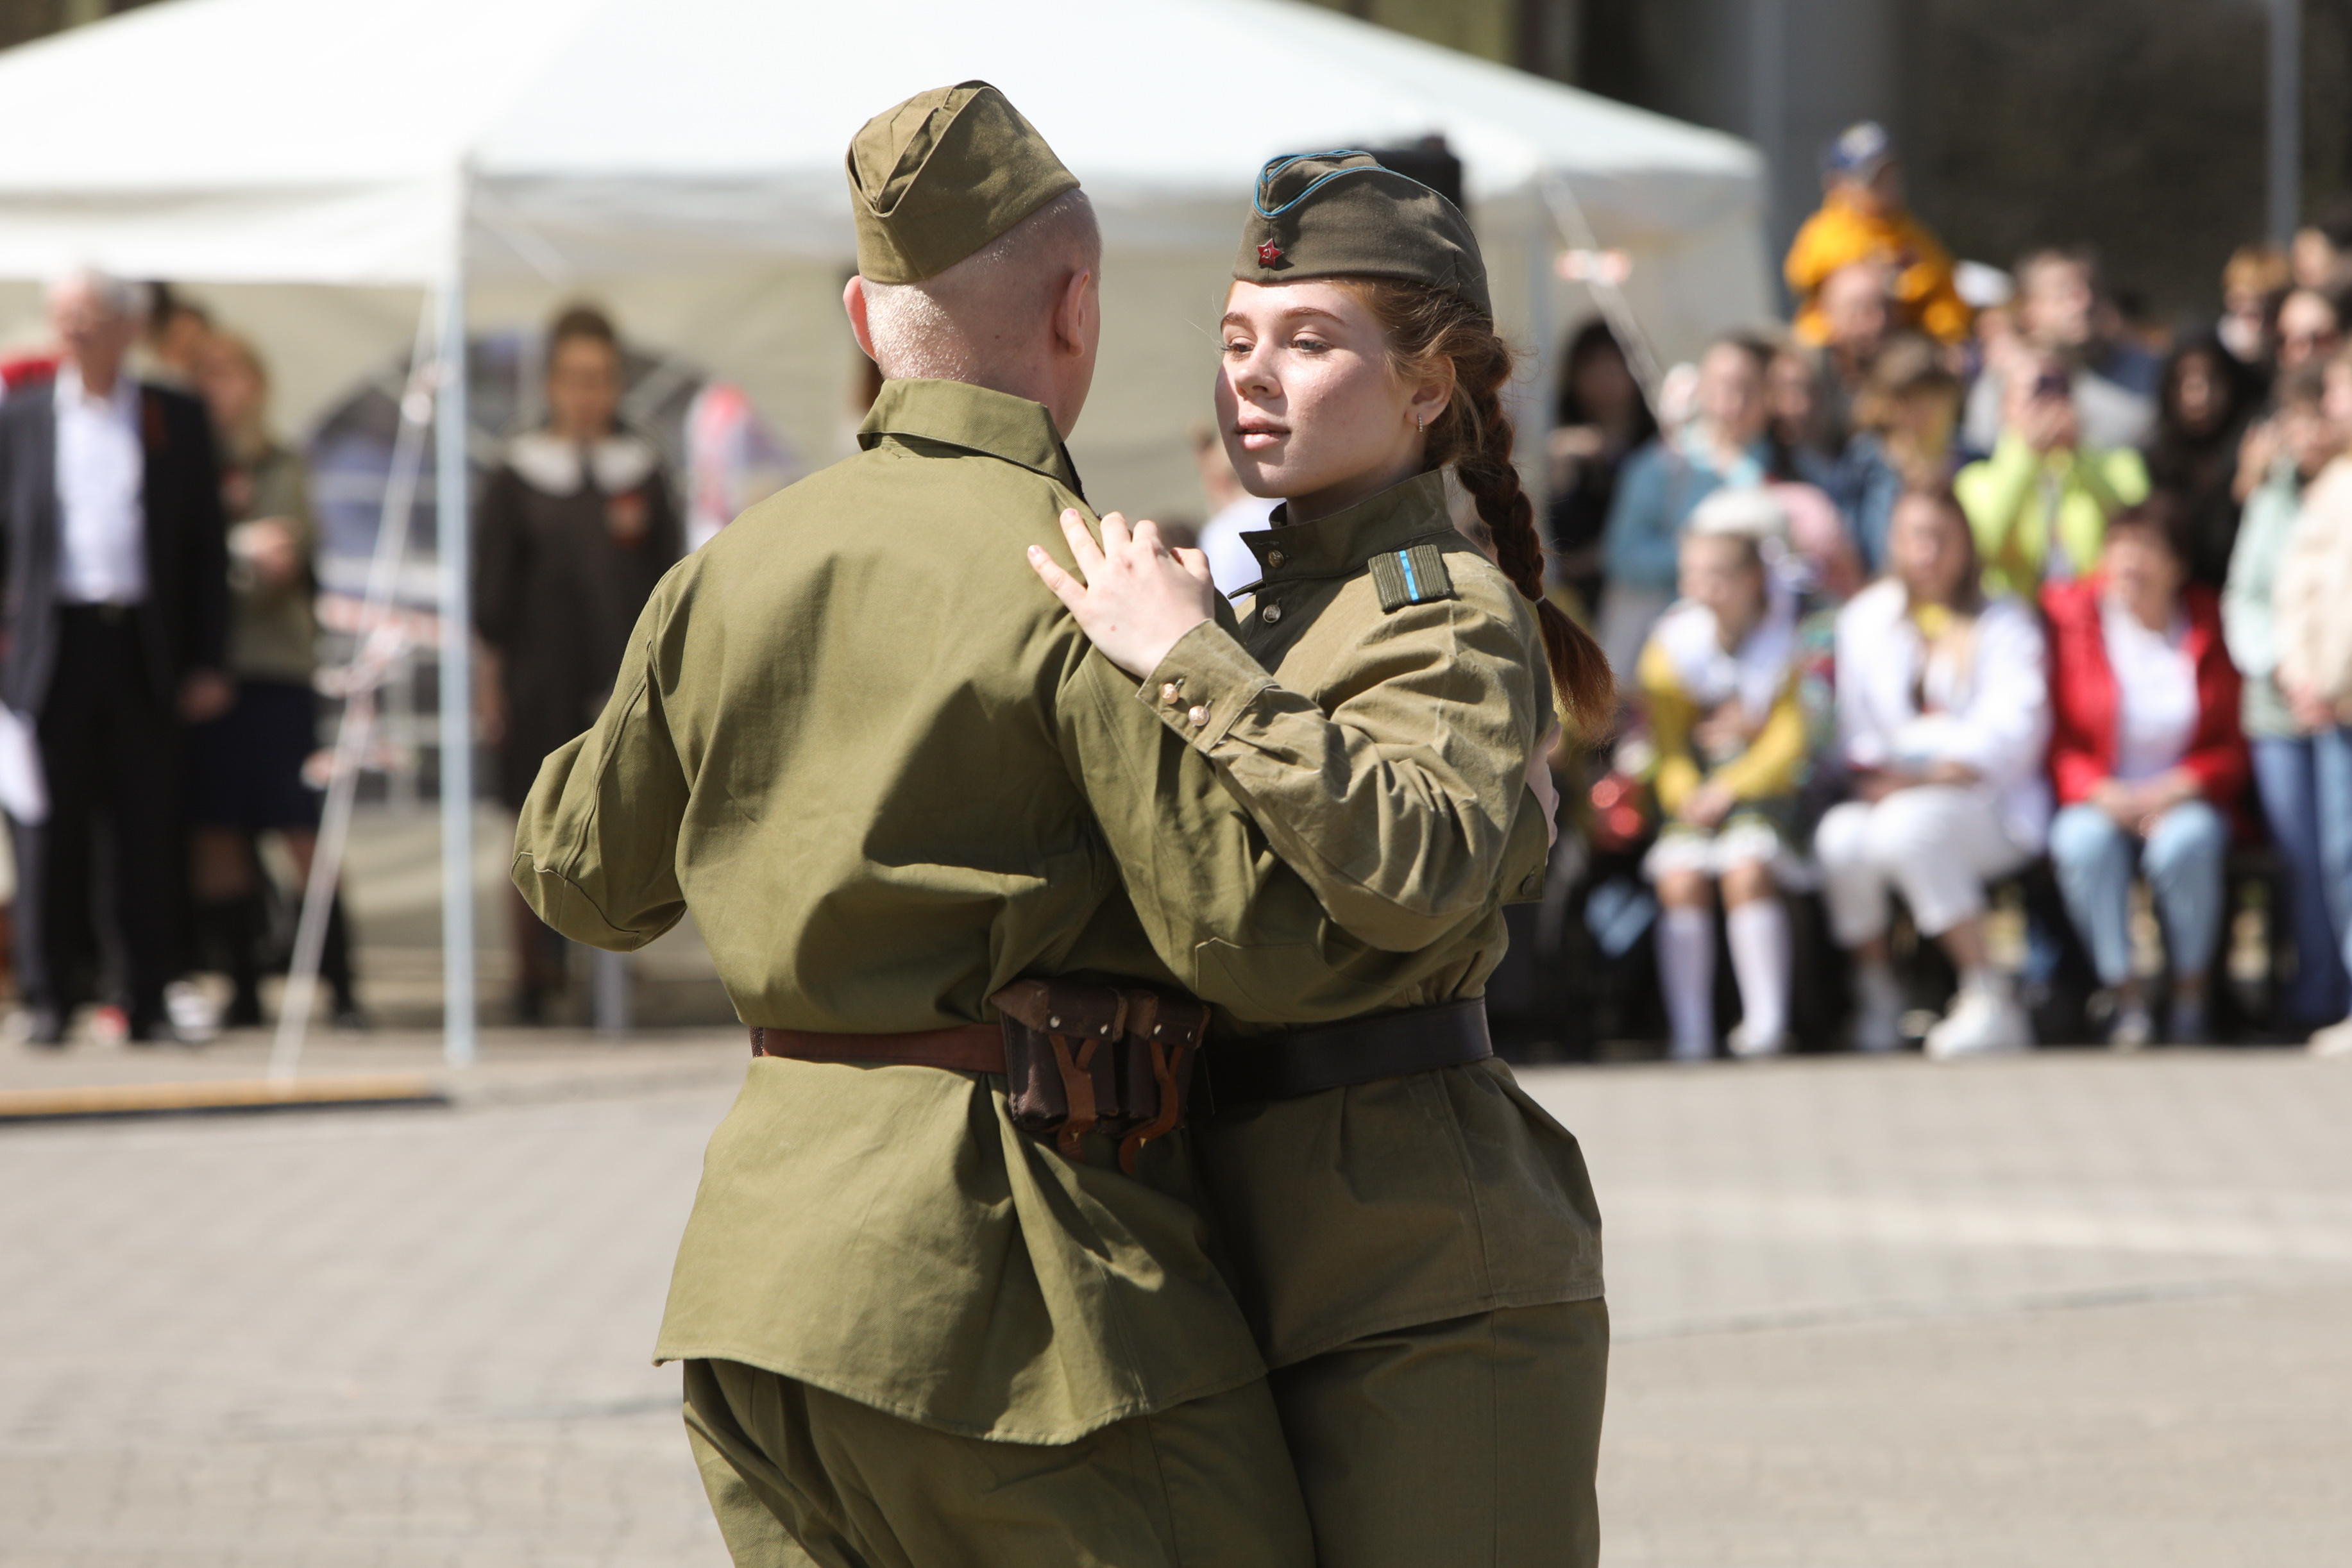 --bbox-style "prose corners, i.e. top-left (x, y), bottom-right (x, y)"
top-left (1029, 152), bottom-right (1613, 1568)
